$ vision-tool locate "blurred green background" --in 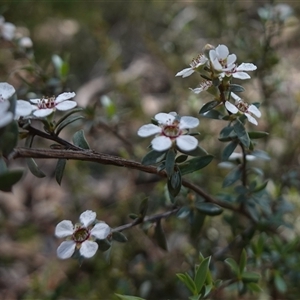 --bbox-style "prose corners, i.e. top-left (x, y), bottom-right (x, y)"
top-left (1, 0), bottom-right (300, 299)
